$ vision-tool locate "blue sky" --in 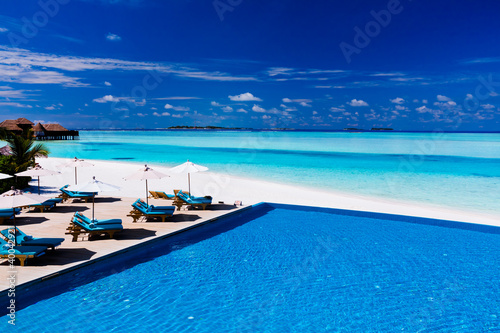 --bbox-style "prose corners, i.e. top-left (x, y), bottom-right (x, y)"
top-left (0, 0), bottom-right (500, 131)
